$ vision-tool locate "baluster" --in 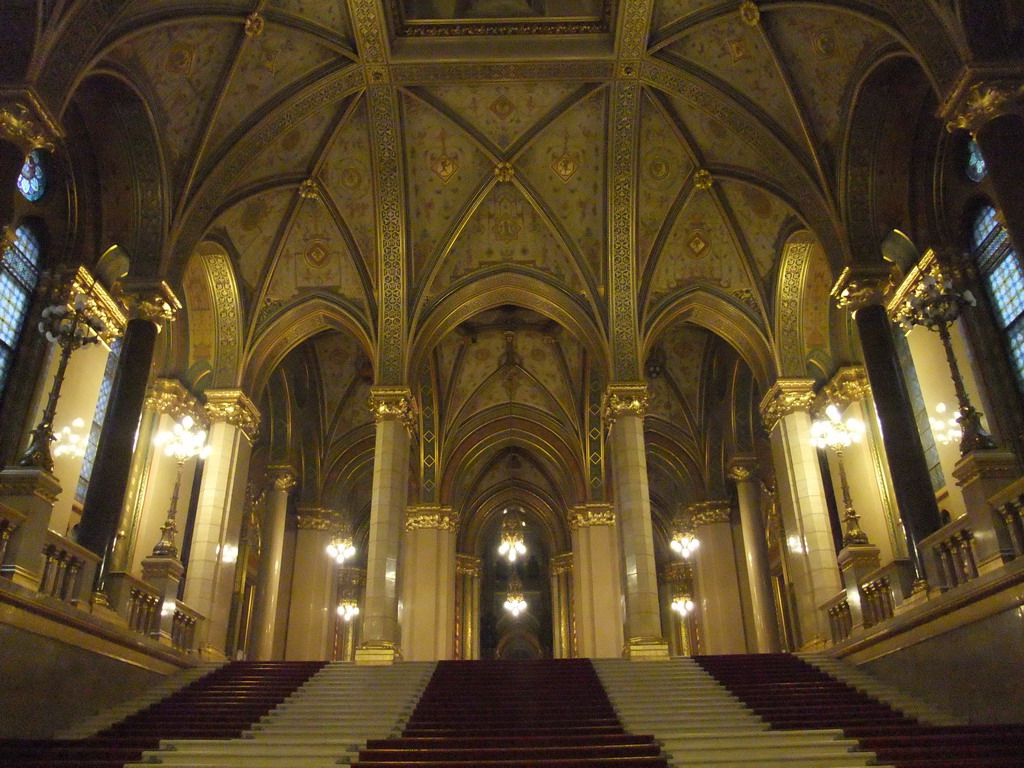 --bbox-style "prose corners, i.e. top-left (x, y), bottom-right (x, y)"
top-left (0, 520), bottom-right (12, 564)
top-left (63, 558), bottom-right (82, 602)
top-left (957, 531), bottom-right (979, 580)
